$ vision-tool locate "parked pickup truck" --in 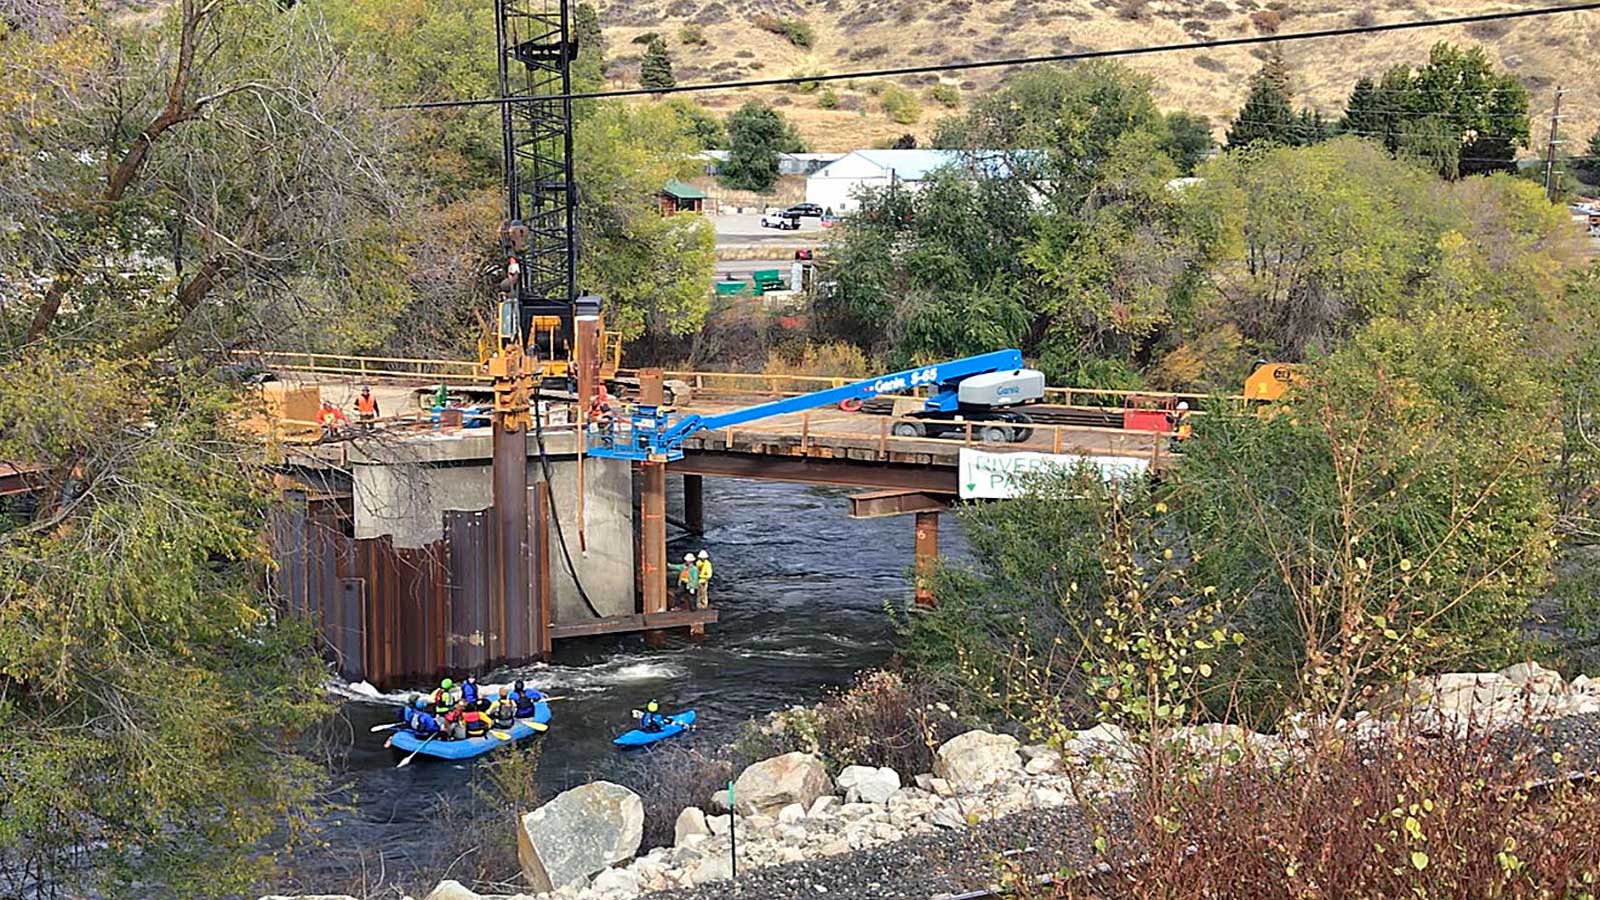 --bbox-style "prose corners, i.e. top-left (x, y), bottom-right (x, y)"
top-left (760, 211), bottom-right (801, 230)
